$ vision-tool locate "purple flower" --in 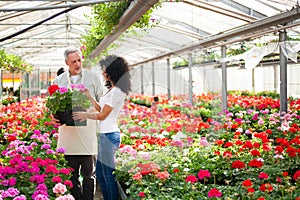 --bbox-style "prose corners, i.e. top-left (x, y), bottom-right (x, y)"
top-left (58, 87), bottom-right (68, 94)
top-left (56, 148), bottom-right (66, 154)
